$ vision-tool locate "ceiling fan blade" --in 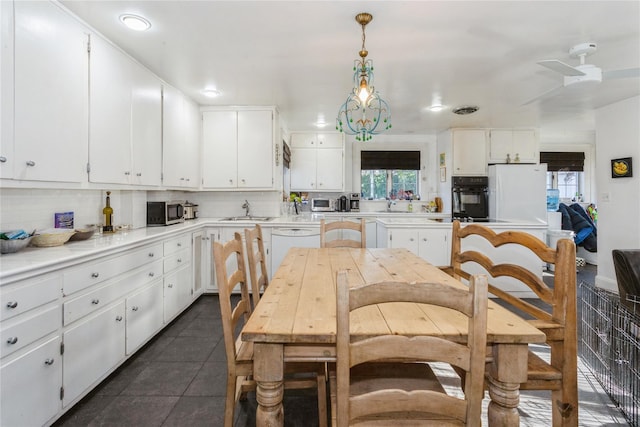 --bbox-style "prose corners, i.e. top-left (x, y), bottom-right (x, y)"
top-left (603, 67), bottom-right (640, 80)
top-left (537, 60), bottom-right (585, 76)
top-left (521, 85), bottom-right (565, 106)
